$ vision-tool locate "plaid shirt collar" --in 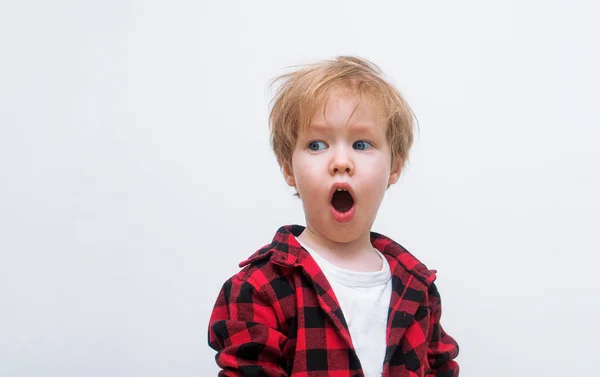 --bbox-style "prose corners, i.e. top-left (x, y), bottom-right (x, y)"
top-left (240, 224), bottom-right (436, 285)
